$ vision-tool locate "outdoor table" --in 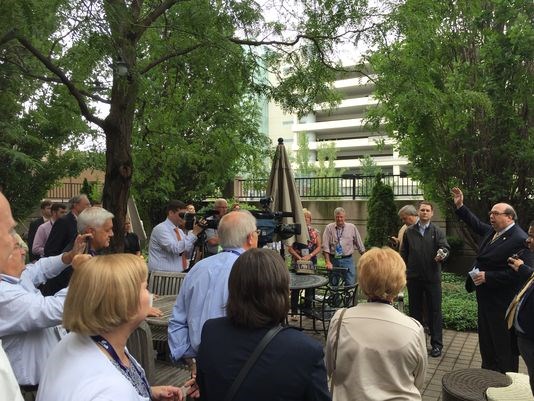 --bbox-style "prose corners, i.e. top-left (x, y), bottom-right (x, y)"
top-left (146, 295), bottom-right (176, 342)
top-left (289, 272), bottom-right (328, 321)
